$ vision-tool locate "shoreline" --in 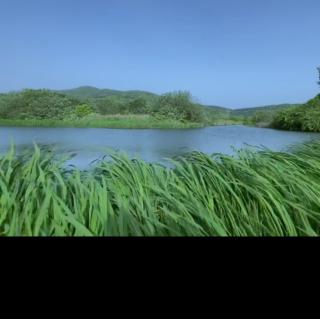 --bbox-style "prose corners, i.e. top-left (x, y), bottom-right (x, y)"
top-left (0, 119), bottom-right (202, 129)
top-left (0, 118), bottom-right (243, 130)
